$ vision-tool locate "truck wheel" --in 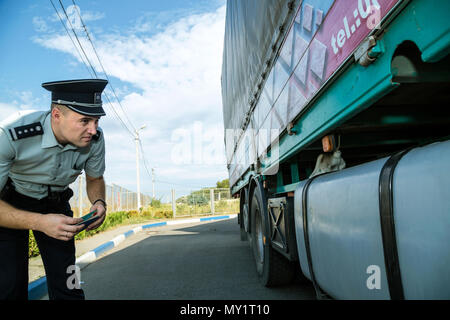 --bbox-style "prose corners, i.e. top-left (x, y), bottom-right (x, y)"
top-left (239, 204), bottom-right (248, 241)
top-left (240, 188), bottom-right (250, 241)
top-left (250, 185), bottom-right (295, 287)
